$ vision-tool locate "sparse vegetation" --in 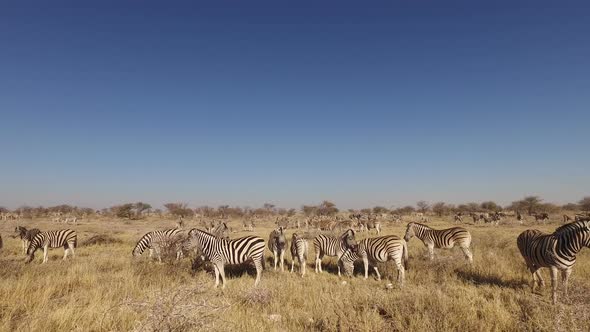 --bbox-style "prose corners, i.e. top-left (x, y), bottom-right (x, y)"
top-left (1, 199), bottom-right (589, 331)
